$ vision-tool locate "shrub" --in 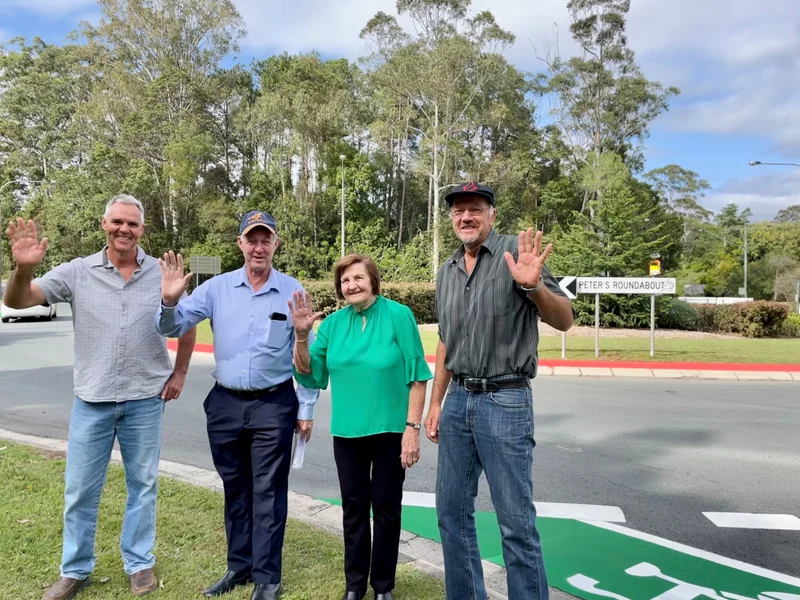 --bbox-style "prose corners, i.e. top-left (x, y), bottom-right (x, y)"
top-left (693, 301), bottom-right (789, 337)
top-left (782, 312), bottom-right (800, 338)
top-left (301, 280), bottom-right (437, 324)
top-left (657, 299), bottom-right (698, 330)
